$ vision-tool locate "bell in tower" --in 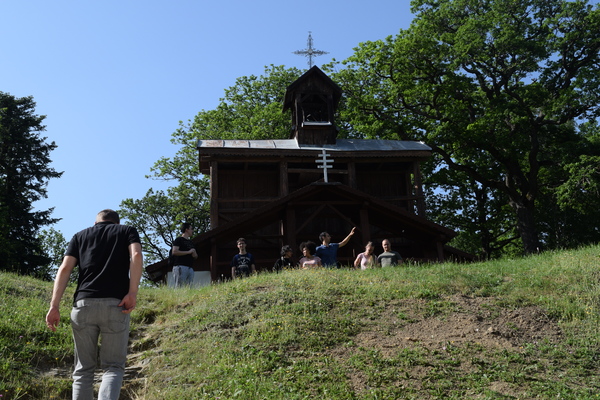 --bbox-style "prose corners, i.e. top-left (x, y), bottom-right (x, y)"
top-left (283, 66), bottom-right (342, 146)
